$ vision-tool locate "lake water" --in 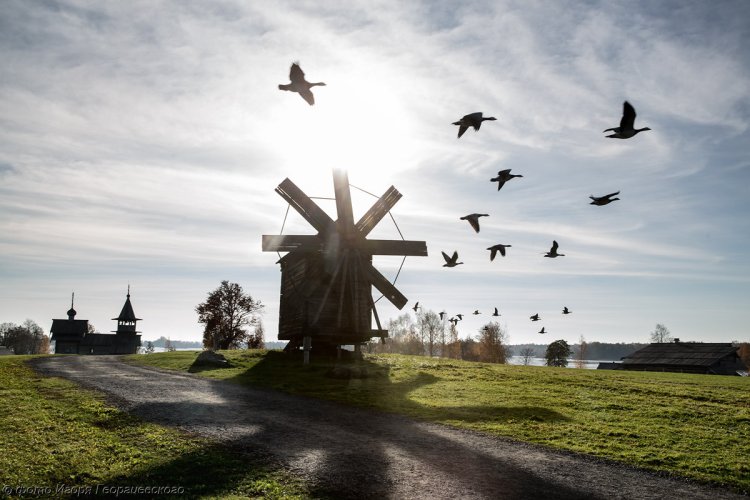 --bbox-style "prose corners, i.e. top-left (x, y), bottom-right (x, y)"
top-left (508, 356), bottom-right (615, 369)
